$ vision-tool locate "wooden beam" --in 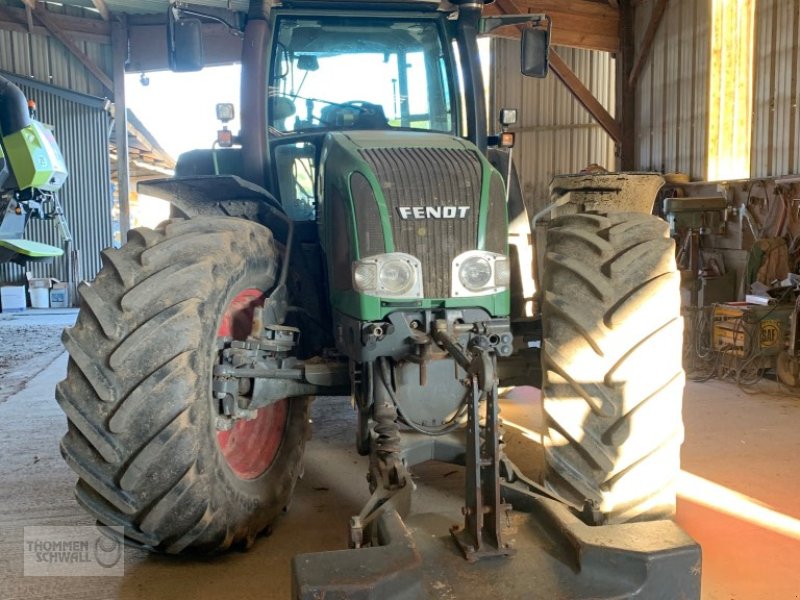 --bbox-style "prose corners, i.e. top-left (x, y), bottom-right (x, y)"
top-left (31, 6), bottom-right (114, 94)
top-left (484, 0), bottom-right (619, 52)
top-left (617, 0), bottom-right (636, 170)
top-left (112, 19), bottom-right (131, 241)
top-left (0, 6), bottom-right (110, 43)
top-left (91, 0), bottom-right (110, 22)
top-left (515, 0), bottom-right (618, 18)
top-left (549, 48), bottom-right (622, 143)
top-left (628, 0), bottom-right (668, 88)
top-left (25, 4), bottom-right (34, 34)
